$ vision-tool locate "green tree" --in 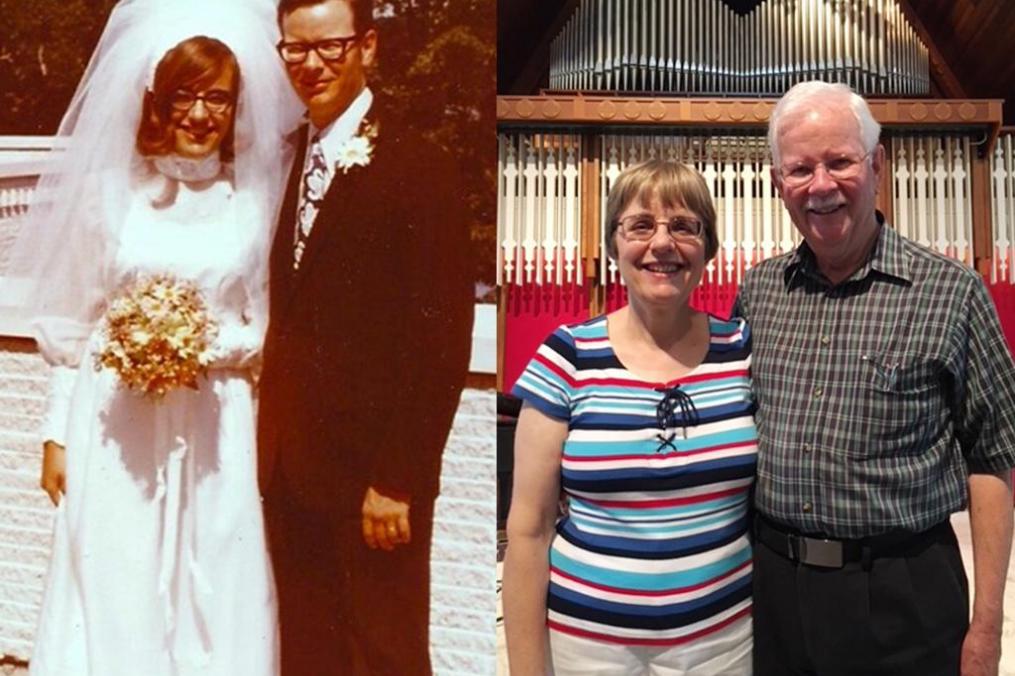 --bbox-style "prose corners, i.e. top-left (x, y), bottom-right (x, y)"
top-left (0, 0), bottom-right (118, 134)
top-left (374, 0), bottom-right (496, 295)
